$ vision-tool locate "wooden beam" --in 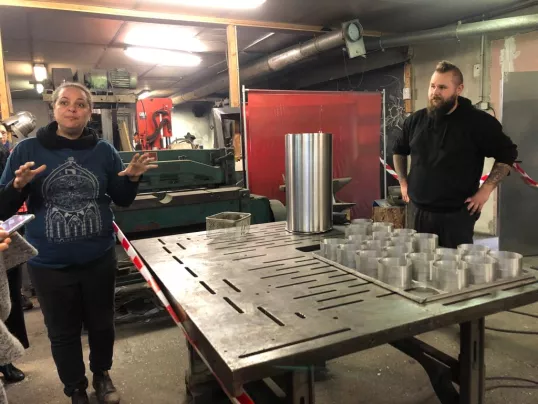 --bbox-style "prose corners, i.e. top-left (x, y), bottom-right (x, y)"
top-left (0, 0), bottom-right (338, 34)
top-left (403, 62), bottom-right (413, 113)
top-left (0, 25), bottom-right (10, 120)
top-left (226, 25), bottom-right (240, 108)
